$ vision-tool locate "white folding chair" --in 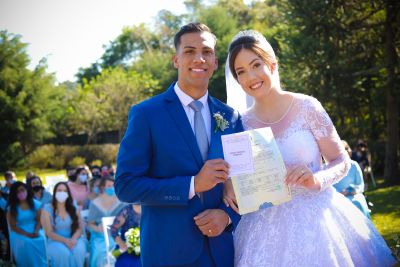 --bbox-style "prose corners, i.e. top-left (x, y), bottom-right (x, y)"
top-left (102, 216), bottom-right (116, 267)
